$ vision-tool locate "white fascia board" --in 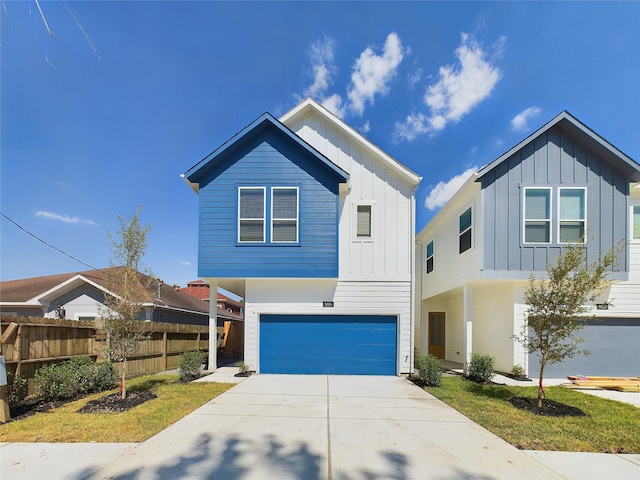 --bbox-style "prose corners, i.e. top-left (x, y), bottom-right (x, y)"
top-left (38, 274), bottom-right (118, 304)
top-left (280, 98), bottom-right (422, 188)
